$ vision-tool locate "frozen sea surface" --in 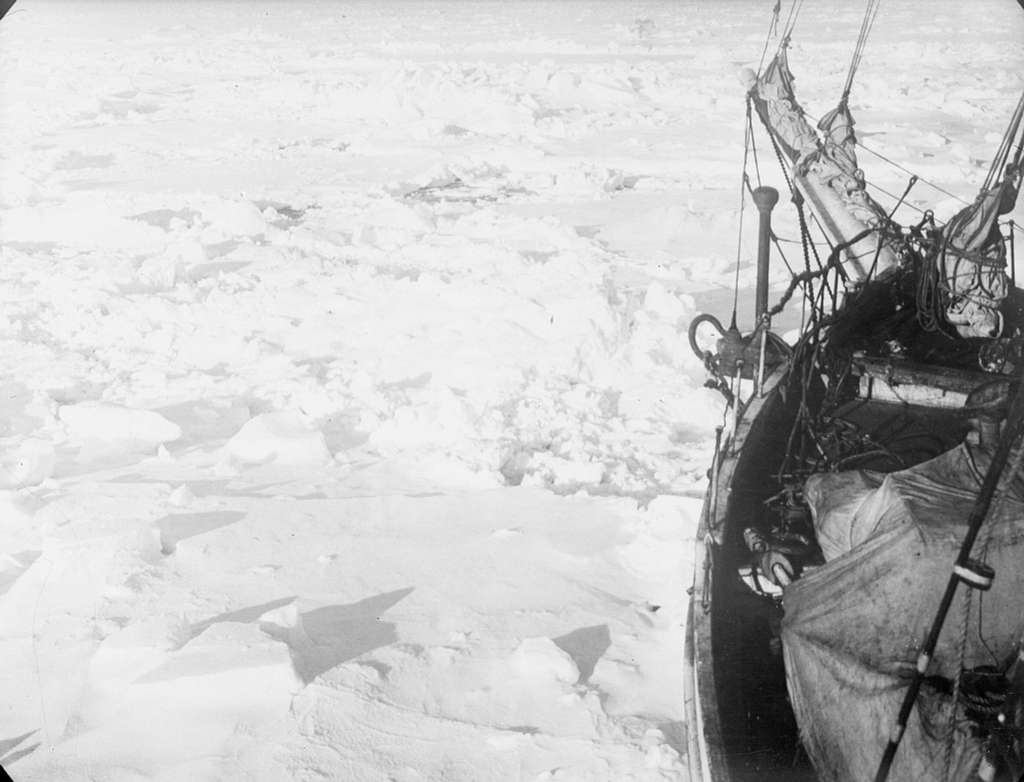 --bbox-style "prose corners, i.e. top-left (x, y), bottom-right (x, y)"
top-left (0, 1), bottom-right (1021, 779)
